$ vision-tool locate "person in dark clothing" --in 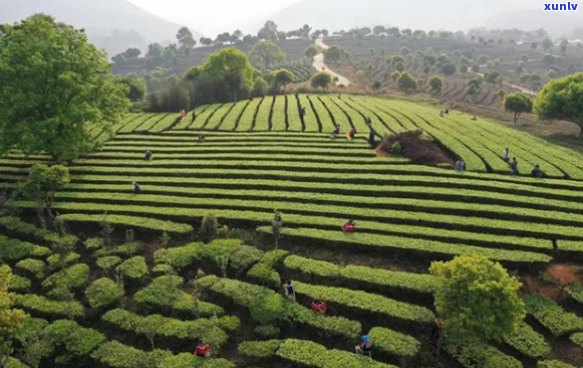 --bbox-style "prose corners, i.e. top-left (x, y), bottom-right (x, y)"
top-left (355, 335), bottom-right (372, 356)
top-left (274, 210), bottom-right (283, 224)
top-left (283, 280), bottom-right (296, 301)
top-left (365, 116), bottom-right (372, 128)
top-left (132, 182), bottom-right (141, 194)
top-left (503, 148), bottom-right (510, 163)
top-left (509, 157), bottom-right (519, 175)
top-left (429, 319), bottom-right (445, 358)
top-left (531, 164), bottom-right (546, 178)
top-left (198, 134), bottom-right (206, 143)
top-left (299, 105), bottom-right (307, 125)
top-left (191, 110), bottom-right (196, 123)
top-left (552, 239), bottom-right (558, 252)
top-left (331, 124), bottom-right (340, 138)
top-left (144, 150), bottom-right (153, 161)
top-left (368, 130), bottom-right (377, 148)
